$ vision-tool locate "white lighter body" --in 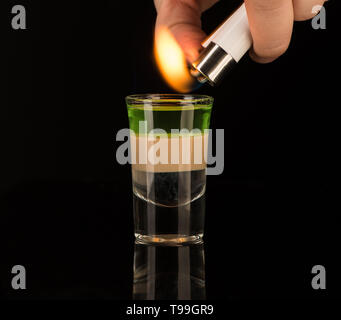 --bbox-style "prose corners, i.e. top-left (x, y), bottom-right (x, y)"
top-left (191, 3), bottom-right (252, 85)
